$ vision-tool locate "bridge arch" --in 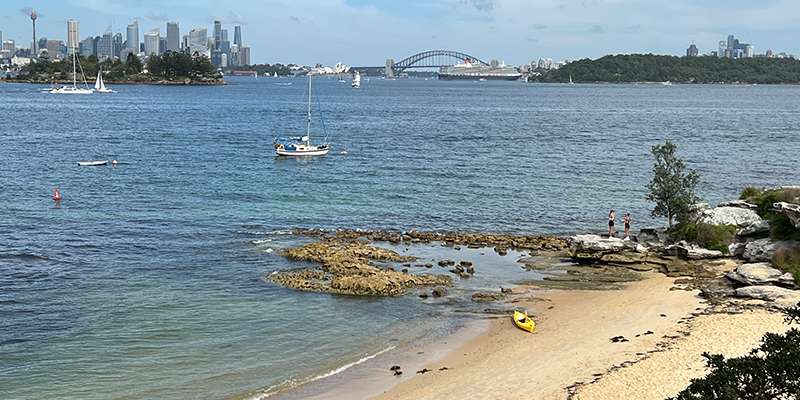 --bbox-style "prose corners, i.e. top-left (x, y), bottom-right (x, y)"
top-left (385, 50), bottom-right (488, 77)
